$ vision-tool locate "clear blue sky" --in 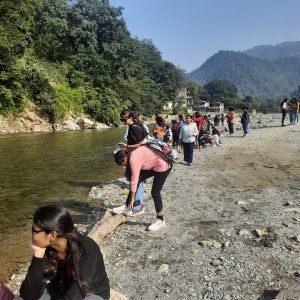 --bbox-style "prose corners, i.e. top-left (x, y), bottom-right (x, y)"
top-left (109, 0), bottom-right (300, 72)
